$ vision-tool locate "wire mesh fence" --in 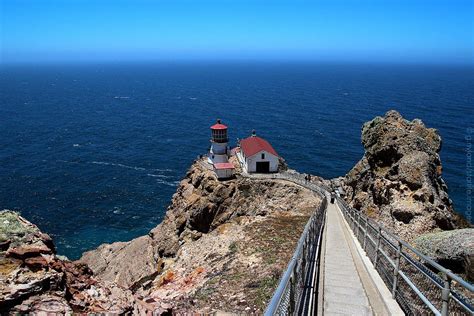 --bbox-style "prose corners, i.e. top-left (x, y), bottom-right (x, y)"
top-left (337, 198), bottom-right (474, 316)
